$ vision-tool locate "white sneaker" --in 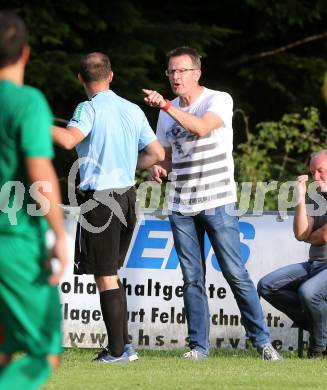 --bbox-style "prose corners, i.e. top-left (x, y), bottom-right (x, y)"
top-left (124, 343), bottom-right (139, 362)
top-left (258, 343), bottom-right (282, 361)
top-left (182, 349), bottom-right (208, 360)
